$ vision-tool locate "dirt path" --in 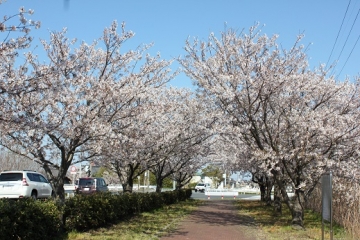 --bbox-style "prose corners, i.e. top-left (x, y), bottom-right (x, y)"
top-left (161, 200), bottom-right (266, 240)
